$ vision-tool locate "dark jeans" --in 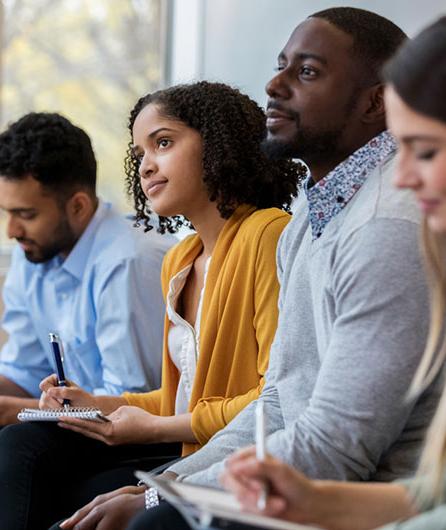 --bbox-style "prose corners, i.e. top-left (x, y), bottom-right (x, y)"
top-left (127, 501), bottom-right (190, 530)
top-left (127, 501), bottom-right (259, 530)
top-left (0, 422), bottom-right (180, 530)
